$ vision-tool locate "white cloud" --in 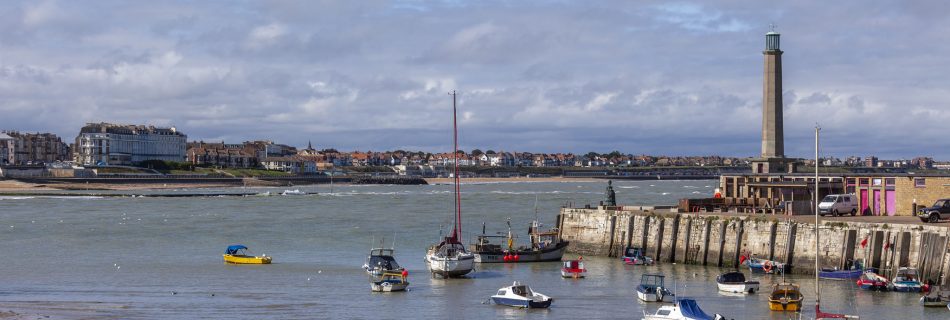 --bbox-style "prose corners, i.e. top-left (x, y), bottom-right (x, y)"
top-left (245, 23), bottom-right (288, 49)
